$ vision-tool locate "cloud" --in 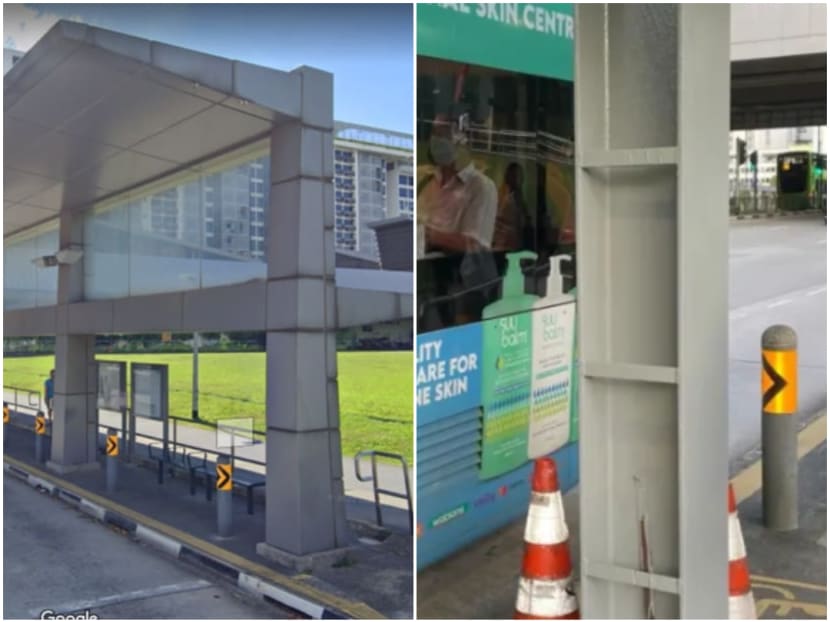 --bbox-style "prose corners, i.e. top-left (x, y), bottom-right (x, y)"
top-left (3, 5), bottom-right (85, 52)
